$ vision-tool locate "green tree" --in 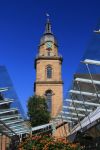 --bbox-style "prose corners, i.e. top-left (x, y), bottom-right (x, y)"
top-left (27, 95), bottom-right (51, 127)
